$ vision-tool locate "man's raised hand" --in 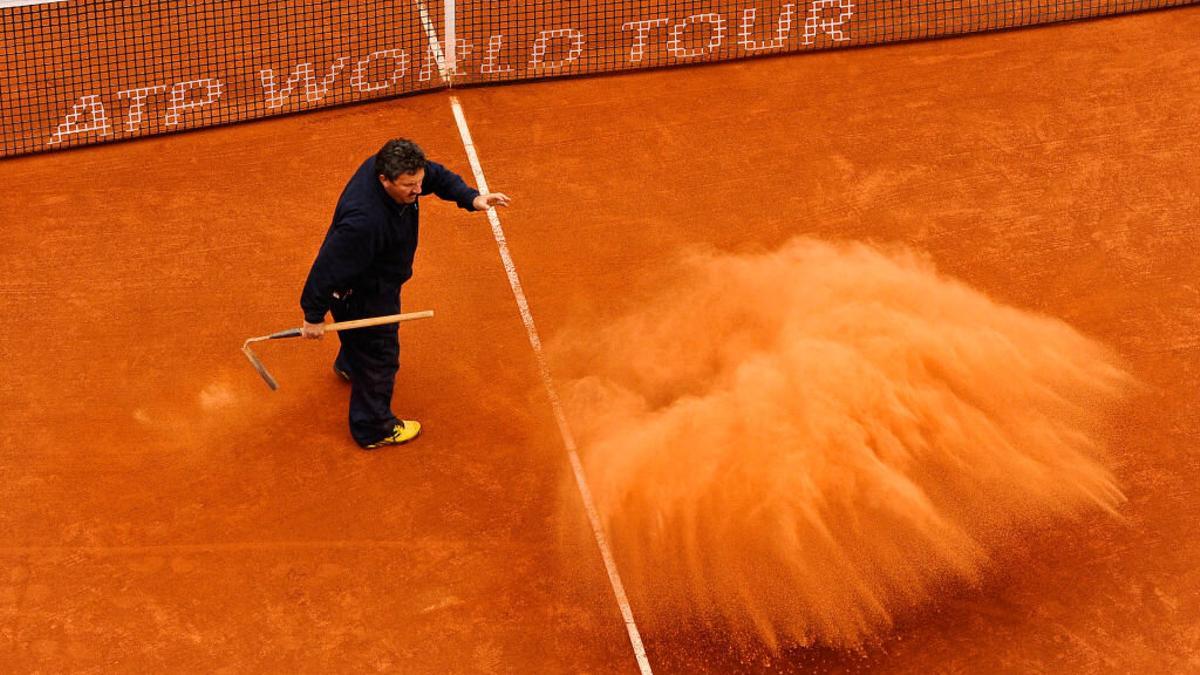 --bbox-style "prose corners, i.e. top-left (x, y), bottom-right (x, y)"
top-left (473, 193), bottom-right (512, 210)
